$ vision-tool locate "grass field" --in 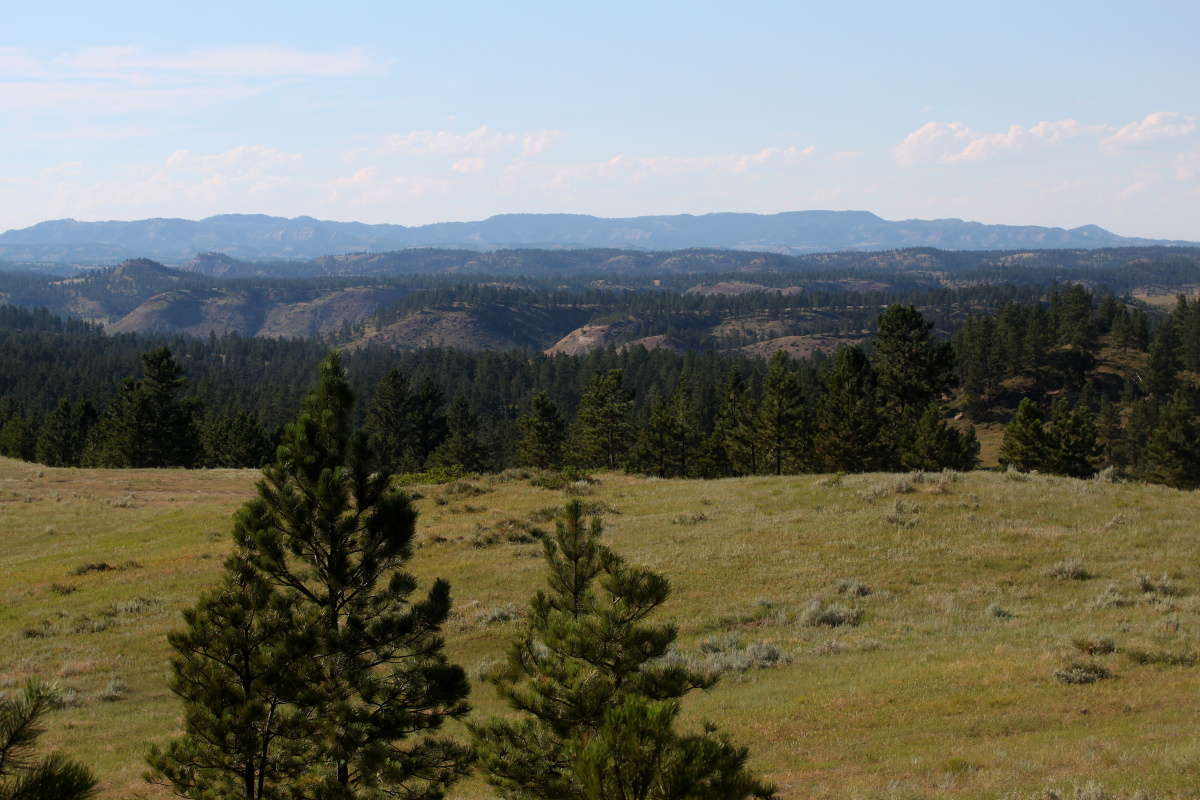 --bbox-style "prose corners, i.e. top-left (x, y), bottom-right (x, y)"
top-left (0, 457), bottom-right (1198, 799)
